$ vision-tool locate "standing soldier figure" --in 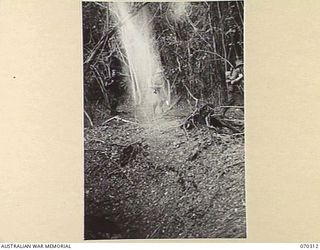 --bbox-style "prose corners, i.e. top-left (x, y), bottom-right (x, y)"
top-left (105, 56), bottom-right (126, 115)
top-left (223, 58), bottom-right (244, 116)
